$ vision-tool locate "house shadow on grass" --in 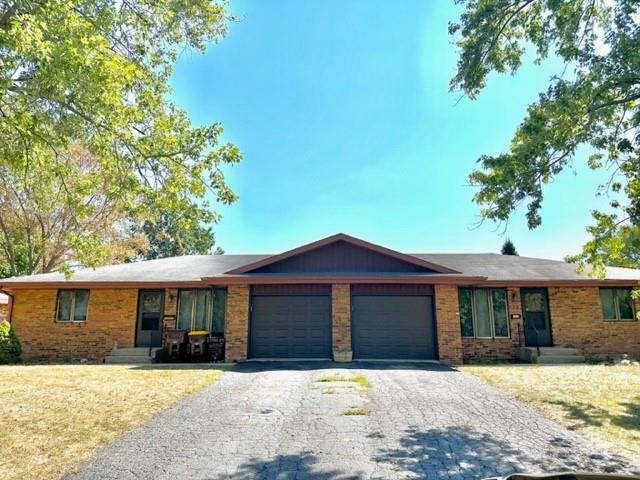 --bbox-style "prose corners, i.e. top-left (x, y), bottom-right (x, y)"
top-left (205, 452), bottom-right (362, 480)
top-left (373, 426), bottom-right (636, 479)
